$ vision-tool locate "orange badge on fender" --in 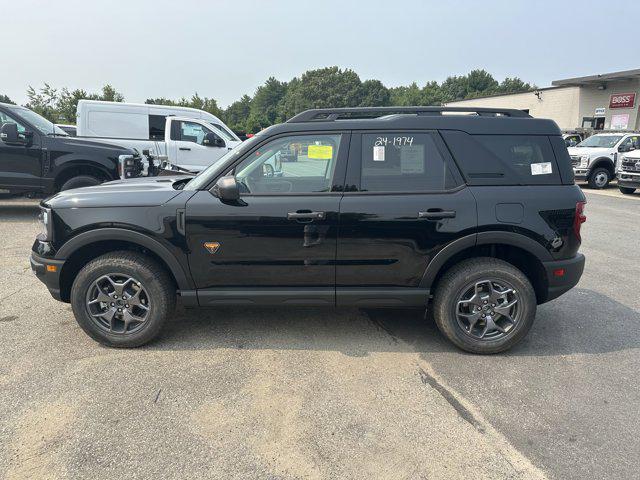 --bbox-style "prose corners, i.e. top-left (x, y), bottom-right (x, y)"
top-left (204, 242), bottom-right (221, 254)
